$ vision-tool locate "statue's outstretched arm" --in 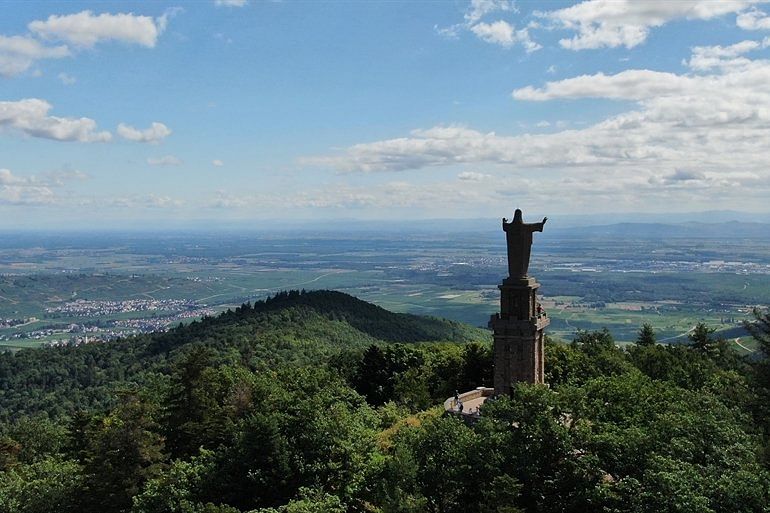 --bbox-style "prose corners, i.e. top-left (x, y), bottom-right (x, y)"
top-left (524, 219), bottom-right (547, 232)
